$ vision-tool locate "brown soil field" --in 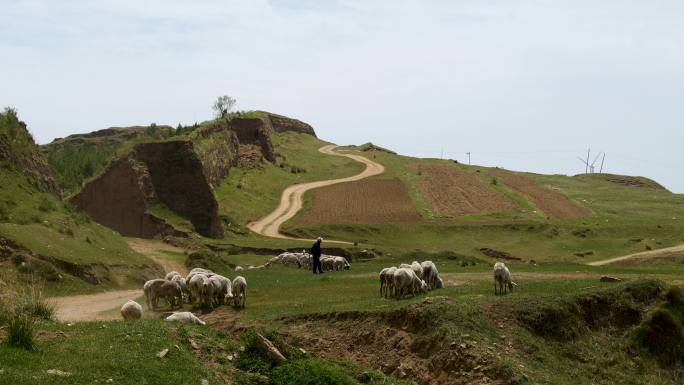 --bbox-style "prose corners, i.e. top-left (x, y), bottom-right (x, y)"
top-left (417, 164), bottom-right (517, 216)
top-left (490, 170), bottom-right (592, 219)
top-left (299, 178), bottom-right (422, 224)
